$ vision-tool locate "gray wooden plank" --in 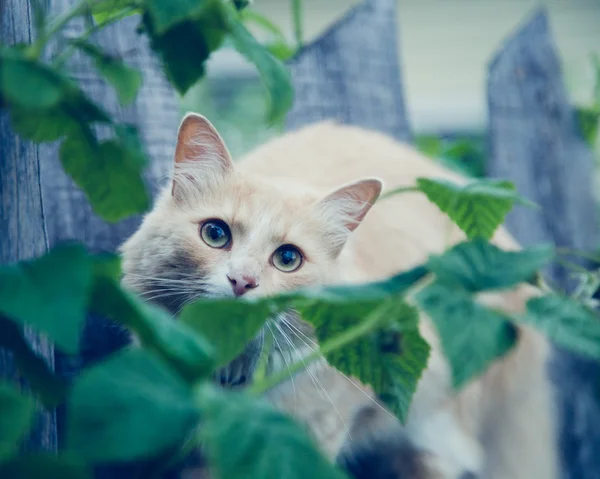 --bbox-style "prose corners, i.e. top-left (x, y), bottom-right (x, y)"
top-left (285, 0), bottom-right (412, 143)
top-left (0, 0), bottom-right (57, 454)
top-left (36, 1), bottom-right (181, 475)
top-left (486, 9), bottom-right (600, 479)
